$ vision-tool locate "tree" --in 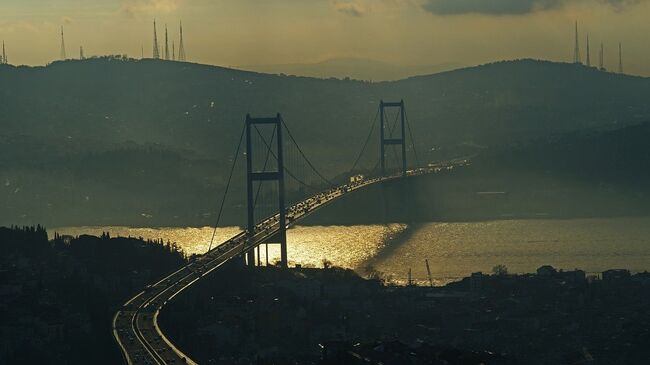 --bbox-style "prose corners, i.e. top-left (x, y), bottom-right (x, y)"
top-left (492, 264), bottom-right (509, 276)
